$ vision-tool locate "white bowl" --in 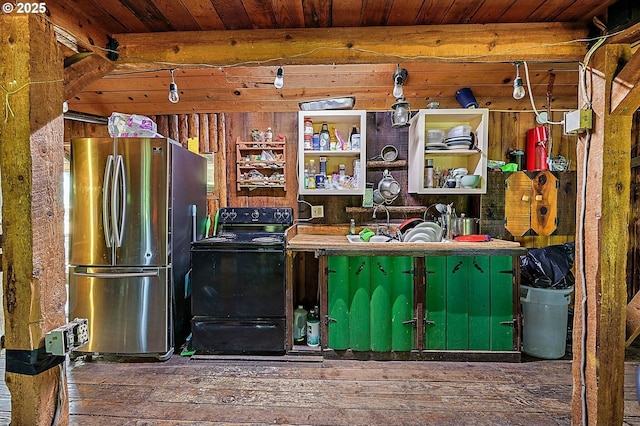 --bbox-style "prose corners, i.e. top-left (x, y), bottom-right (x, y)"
top-left (427, 129), bottom-right (445, 138)
top-left (460, 174), bottom-right (481, 188)
top-left (448, 125), bottom-right (472, 139)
